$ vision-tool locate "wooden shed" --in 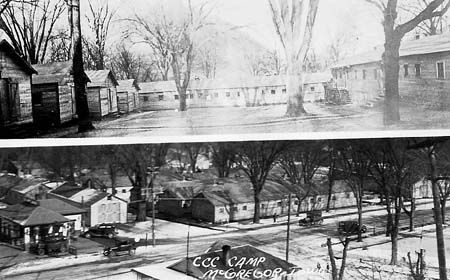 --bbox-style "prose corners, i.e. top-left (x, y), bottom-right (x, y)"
top-left (32, 61), bottom-right (88, 128)
top-left (86, 70), bottom-right (119, 119)
top-left (117, 79), bottom-right (140, 114)
top-left (0, 39), bottom-right (37, 129)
